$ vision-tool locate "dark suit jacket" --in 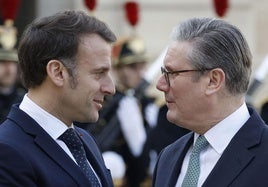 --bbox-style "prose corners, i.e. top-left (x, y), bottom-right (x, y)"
top-left (153, 107), bottom-right (268, 187)
top-left (0, 104), bottom-right (114, 187)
